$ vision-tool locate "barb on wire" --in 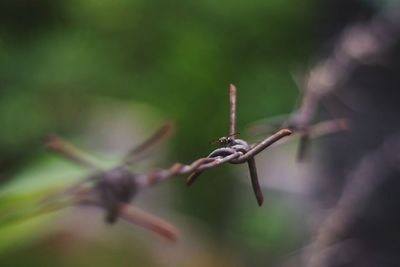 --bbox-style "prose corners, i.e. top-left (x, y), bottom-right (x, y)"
top-left (186, 84), bottom-right (292, 206)
top-left (123, 122), bottom-right (175, 164)
top-left (40, 122), bottom-right (180, 241)
top-left (230, 84), bottom-right (237, 137)
top-left (46, 134), bottom-right (103, 170)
